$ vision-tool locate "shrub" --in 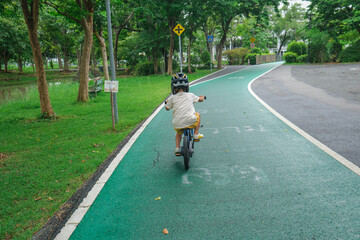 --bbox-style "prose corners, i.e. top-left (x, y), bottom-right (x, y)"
top-left (287, 41), bottom-right (307, 56)
top-left (201, 51), bottom-right (211, 66)
top-left (223, 48), bottom-right (249, 65)
top-left (252, 47), bottom-right (261, 54)
top-left (329, 41), bottom-right (342, 62)
top-left (245, 54), bottom-right (256, 65)
top-left (339, 40), bottom-right (360, 63)
top-left (135, 61), bottom-right (155, 76)
top-left (307, 29), bottom-right (330, 63)
top-left (297, 54), bottom-right (308, 63)
top-left (284, 52), bottom-right (298, 63)
top-left (182, 65), bottom-right (196, 73)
